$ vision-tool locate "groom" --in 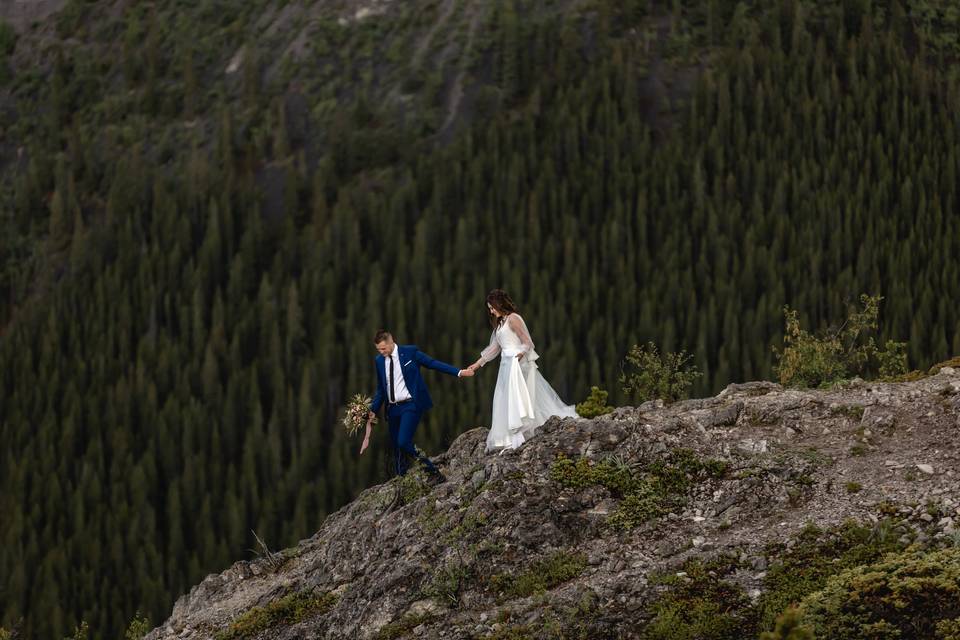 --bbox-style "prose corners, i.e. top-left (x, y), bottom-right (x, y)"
top-left (361, 329), bottom-right (474, 480)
